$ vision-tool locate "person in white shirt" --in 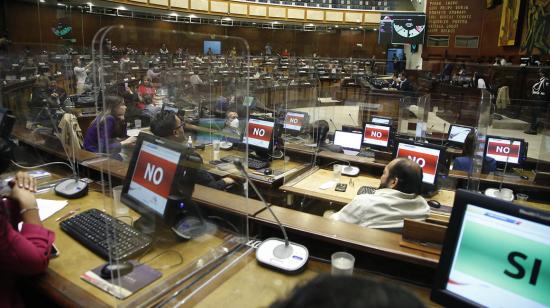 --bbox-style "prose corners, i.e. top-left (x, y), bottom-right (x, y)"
top-left (473, 72), bottom-right (486, 89)
top-left (73, 58), bottom-right (92, 94)
top-left (146, 63), bottom-right (161, 81)
top-left (189, 73), bottom-right (203, 86)
top-left (330, 158), bottom-right (429, 229)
